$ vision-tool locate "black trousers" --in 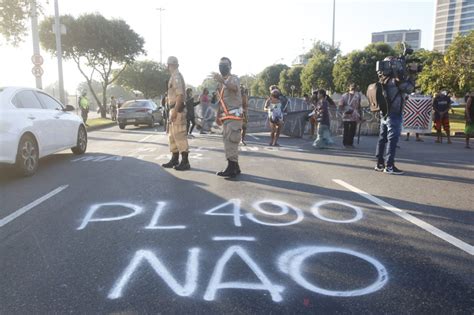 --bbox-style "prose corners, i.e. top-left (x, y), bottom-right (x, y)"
top-left (187, 117), bottom-right (196, 134)
top-left (343, 121), bottom-right (357, 146)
